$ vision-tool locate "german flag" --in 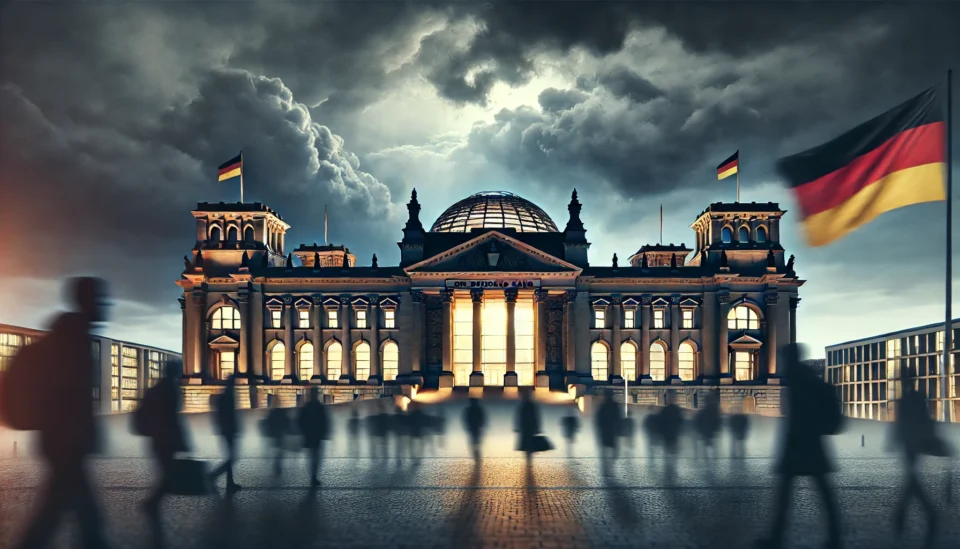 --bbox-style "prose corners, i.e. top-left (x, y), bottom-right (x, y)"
top-left (217, 152), bottom-right (243, 182)
top-left (717, 150), bottom-right (739, 180)
top-left (777, 85), bottom-right (947, 247)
